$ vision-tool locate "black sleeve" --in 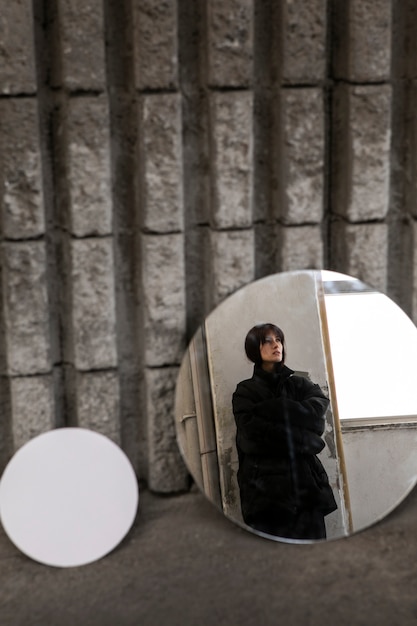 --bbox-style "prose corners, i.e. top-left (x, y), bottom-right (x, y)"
top-left (232, 381), bottom-right (326, 455)
top-left (259, 376), bottom-right (328, 435)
